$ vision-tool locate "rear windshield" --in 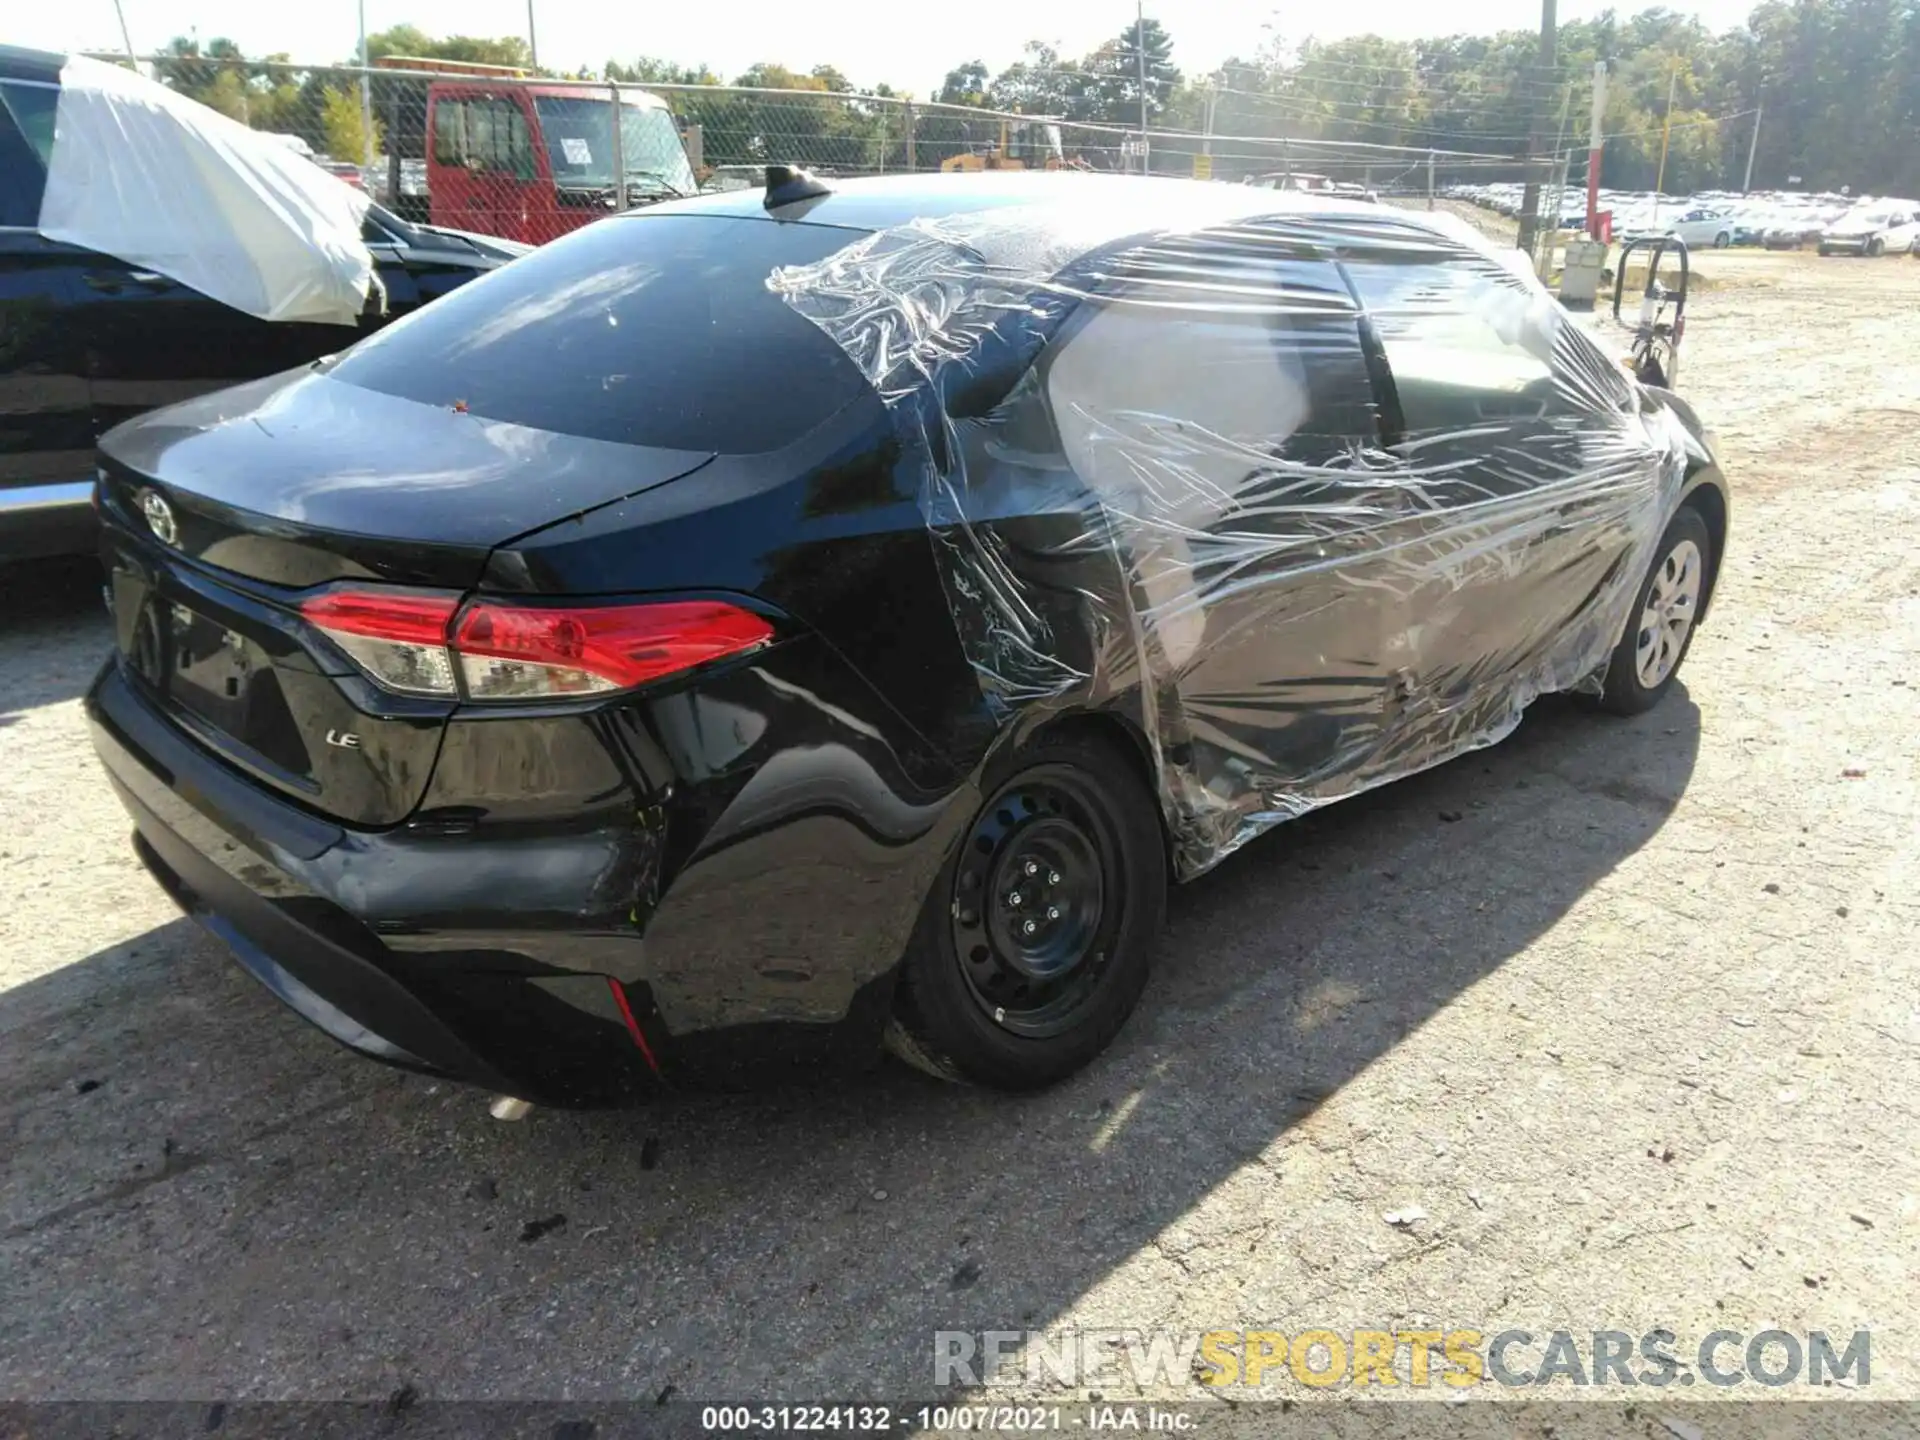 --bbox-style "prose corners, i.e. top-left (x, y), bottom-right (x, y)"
top-left (329, 215), bottom-right (875, 452)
